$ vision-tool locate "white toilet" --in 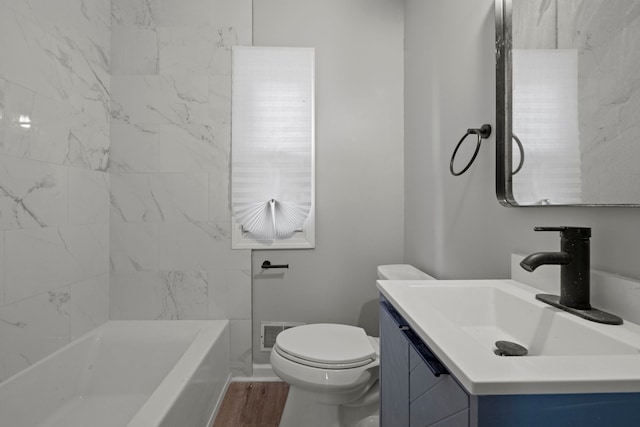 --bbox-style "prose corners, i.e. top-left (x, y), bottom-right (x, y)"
top-left (271, 264), bottom-right (435, 427)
